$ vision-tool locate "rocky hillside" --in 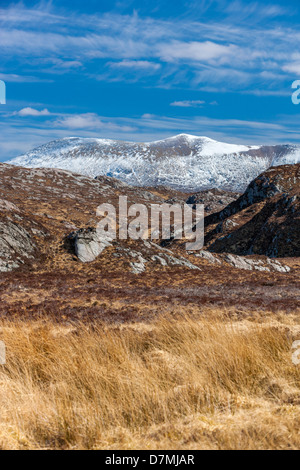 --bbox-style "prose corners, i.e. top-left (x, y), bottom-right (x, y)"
top-left (0, 162), bottom-right (298, 322)
top-left (205, 164), bottom-right (300, 257)
top-left (186, 188), bottom-right (240, 214)
top-left (0, 163), bottom-right (207, 275)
